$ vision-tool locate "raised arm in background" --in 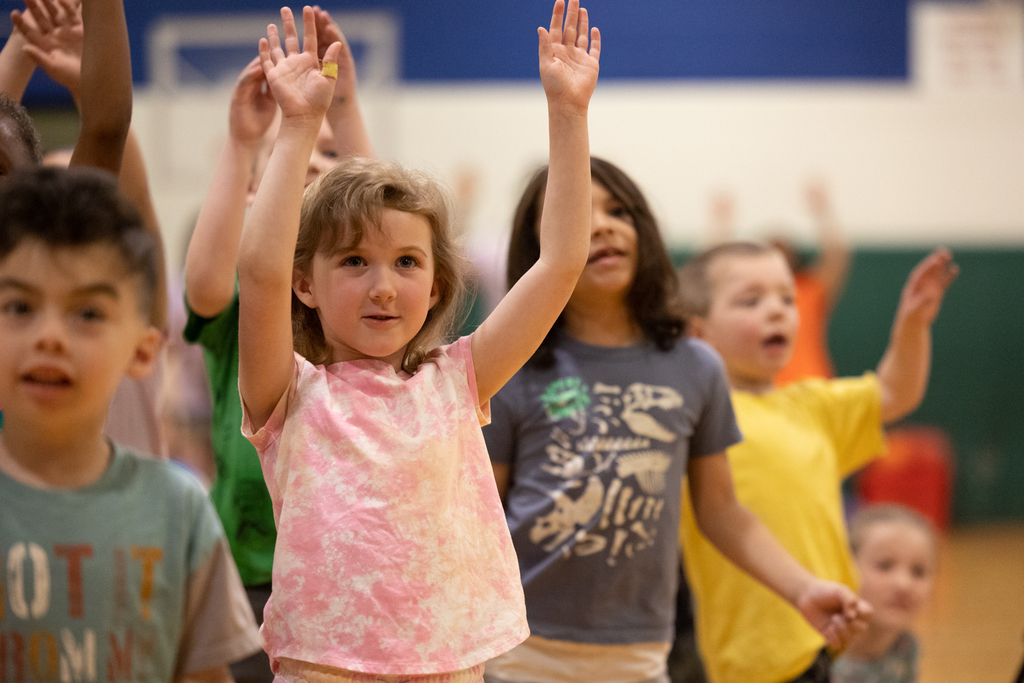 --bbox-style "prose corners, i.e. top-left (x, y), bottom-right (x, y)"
top-left (186, 10), bottom-right (373, 319)
top-left (14, 0), bottom-right (168, 328)
top-left (314, 7), bottom-right (373, 159)
top-left (470, 0), bottom-right (600, 403)
top-left (876, 247), bottom-right (957, 423)
top-left (805, 179), bottom-right (851, 312)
